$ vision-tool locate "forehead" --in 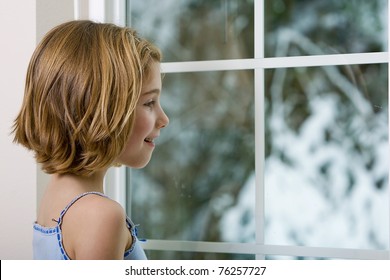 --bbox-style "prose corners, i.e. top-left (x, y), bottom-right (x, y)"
top-left (142, 62), bottom-right (161, 92)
